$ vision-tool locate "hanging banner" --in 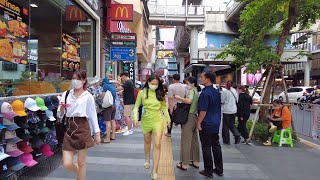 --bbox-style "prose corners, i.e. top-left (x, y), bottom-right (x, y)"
top-left (0, 0), bottom-right (29, 64)
top-left (61, 32), bottom-right (80, 71)
top-left (111, 4), bottom-right (133, 22)
top-left (123, 62), bottom-right (135, 82)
